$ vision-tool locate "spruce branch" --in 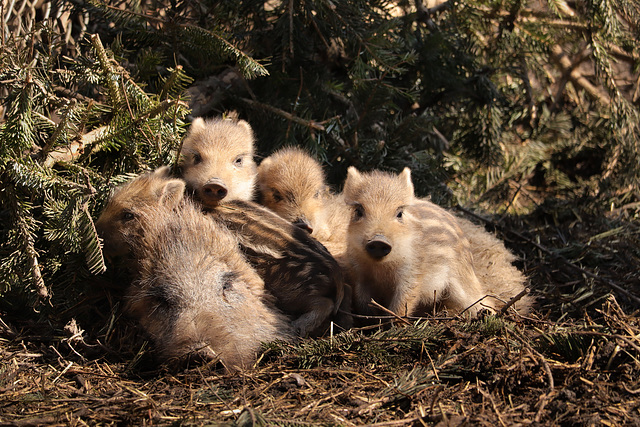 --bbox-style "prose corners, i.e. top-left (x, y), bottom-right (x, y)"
top-left (548, 45), bottom-right (592, 113)
top-left (42, 101), bottom-right (95, 168)
top-left (24, 230), bottom-right (48, 301)
top-left (158, 65), bottom-right (192, 101)
top-left (546, 0), bottom-right (576, 18)
top-left (239, 97), bottom-right (326, 132)
top-left (143, 99), bottom-right (190, 121)
top-left (79, 202), bottom-right (106, 275)
top-left (90, 33), bottom-right (121, 106)
top-left (318, 0), bottom-right (404, 74)
top-left (180, 25), bottom-right (269, 79)
top-left (414, 0), bottom-right (454, 31)
top-left (43, 139), bottom-right (85, 168)
top-left (5, 184), bottom-right (48, 301)
top-left (39, 99), bottom-right (76, 162)
top-left (86, 1), bottom-right (268, 79)
top-left (549, 45), bottom-right (611, 104)
top-left (77, 98), bottom-right (187, 159)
